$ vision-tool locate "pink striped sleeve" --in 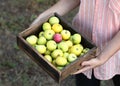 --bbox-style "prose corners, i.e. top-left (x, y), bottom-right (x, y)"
top-left (109, 0), bottom-right (120, 14)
